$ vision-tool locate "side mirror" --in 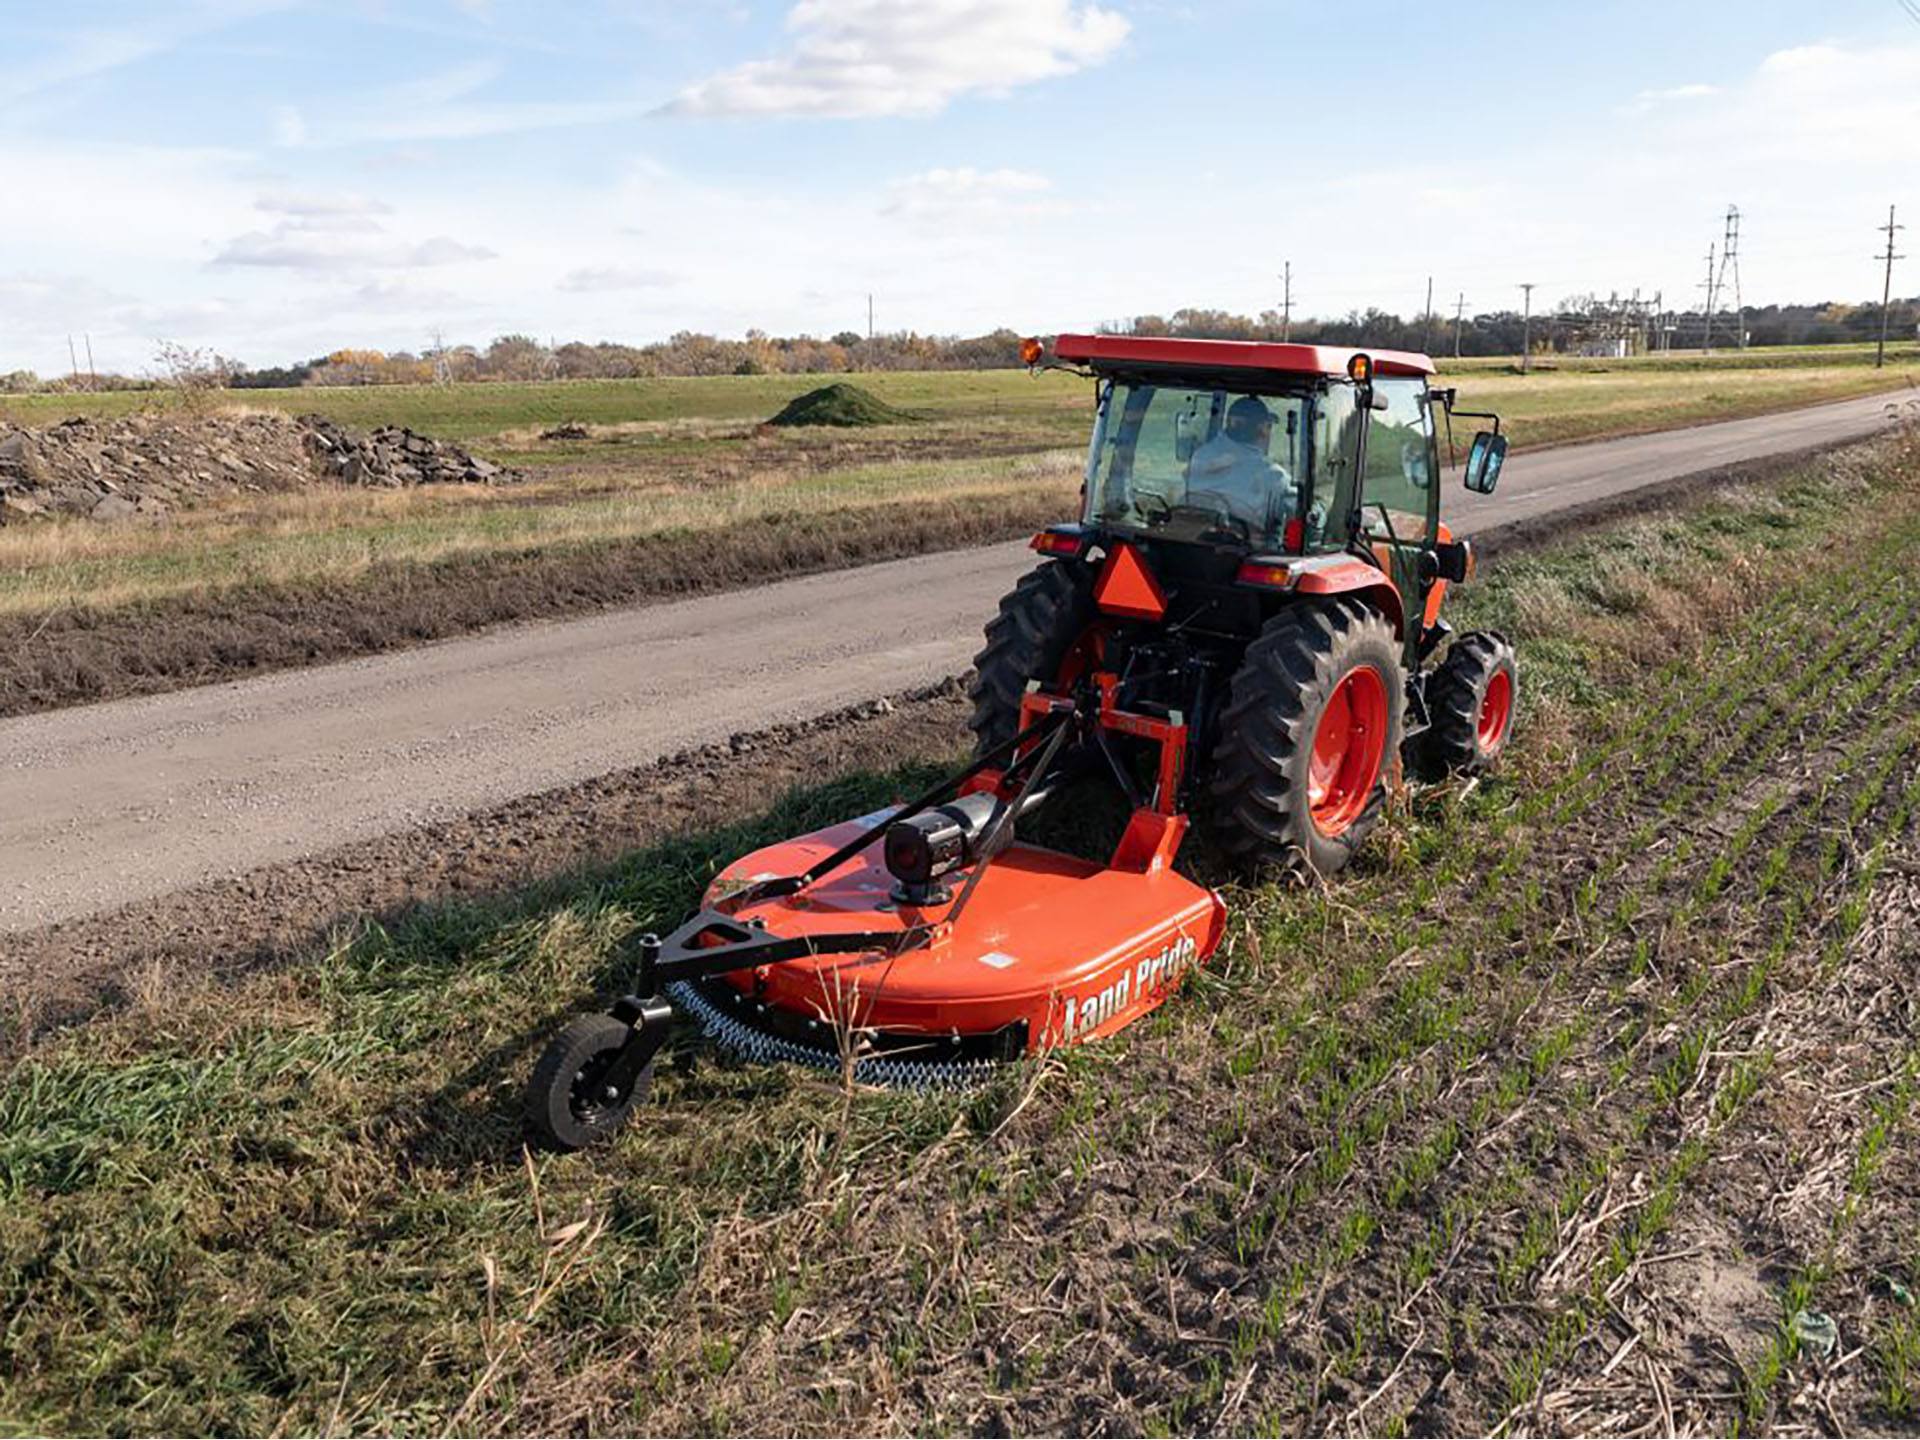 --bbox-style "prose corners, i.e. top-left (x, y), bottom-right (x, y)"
top-left (1463, 431), bottom-right (1507, 494)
